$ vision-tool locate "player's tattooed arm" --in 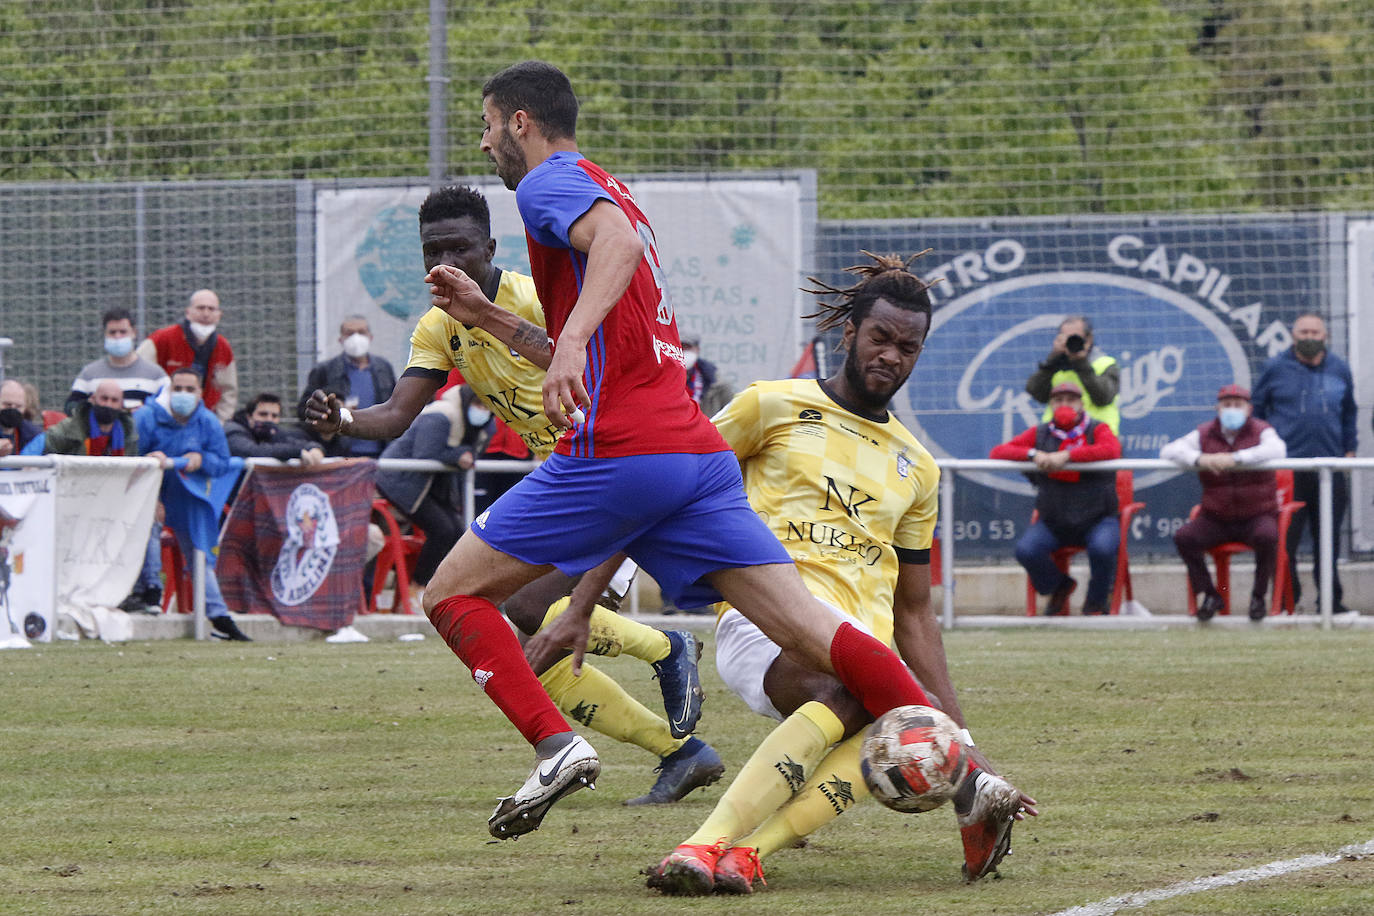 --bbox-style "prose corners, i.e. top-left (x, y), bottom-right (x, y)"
top-left (426, 264), bottom-right (553, 370)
